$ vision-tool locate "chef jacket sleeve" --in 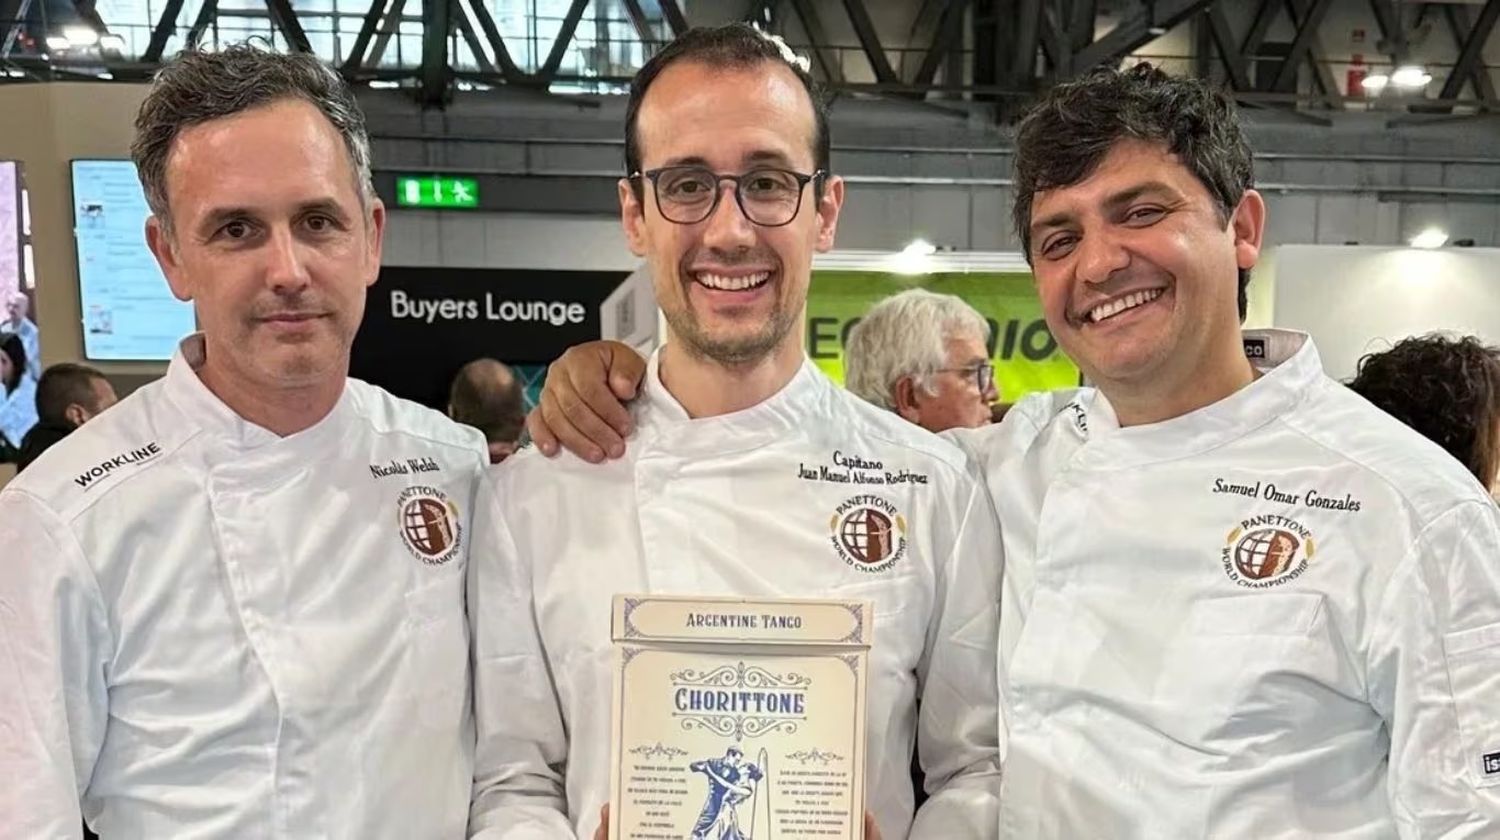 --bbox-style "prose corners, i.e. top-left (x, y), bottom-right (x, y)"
top-left (0, 488), bottom-right (109, 839)
top-left (1369, 499), bottom-right (1500, 839)
top-left (467, 472), bottom-right (576, 840)
top-left (908, 474), bottom-right (1003, 839)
